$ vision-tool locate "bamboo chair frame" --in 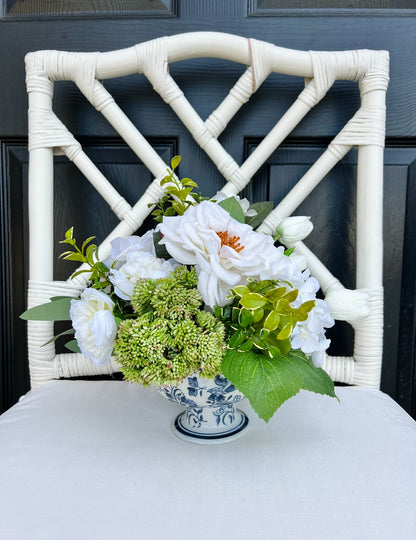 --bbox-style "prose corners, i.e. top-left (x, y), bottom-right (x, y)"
top-left (25, 32), bottom-right (389, 389)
